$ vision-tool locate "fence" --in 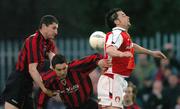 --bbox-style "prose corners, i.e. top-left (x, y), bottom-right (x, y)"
top-left (0, 32), bottom-right (180, 93)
